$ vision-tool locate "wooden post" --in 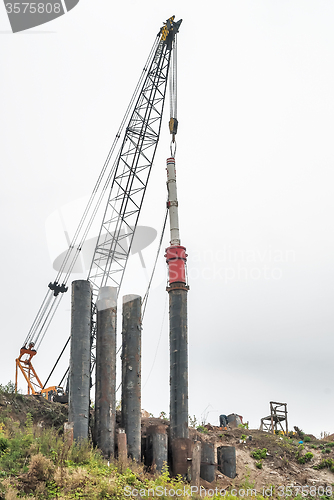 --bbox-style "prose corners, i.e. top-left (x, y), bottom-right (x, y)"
top-left (270, 402), bottom-right (274, 434)
top-left (64, 422), bottom-right (74, 447)
top-left (191, 441), bottom-right (201, 488)
top-left (118, 429), bottom-right (128, 472)
top-left (285, 403), bottom-right (288, 434)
